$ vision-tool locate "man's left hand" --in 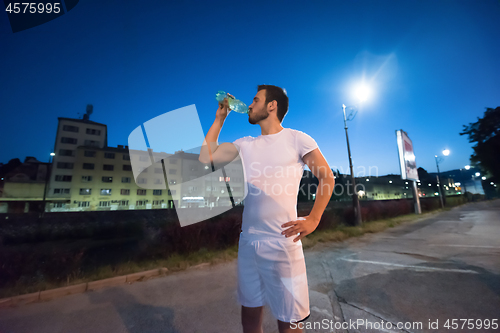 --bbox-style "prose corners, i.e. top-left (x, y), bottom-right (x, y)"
top-left (281, 215), bottom-right (321, 242)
